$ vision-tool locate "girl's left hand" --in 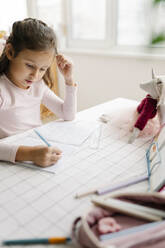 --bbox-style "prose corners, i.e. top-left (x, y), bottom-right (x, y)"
top-left (56, 54), bottom-right (74, 86)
